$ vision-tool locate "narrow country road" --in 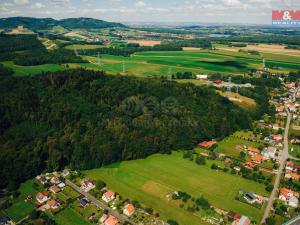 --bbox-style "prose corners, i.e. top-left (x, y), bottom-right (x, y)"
top-left (66, 180), bottom-right (137, 225)
top-left (260, 107), bottom-right (292, 224)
